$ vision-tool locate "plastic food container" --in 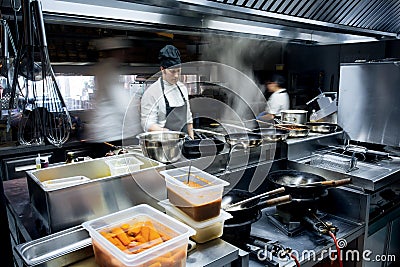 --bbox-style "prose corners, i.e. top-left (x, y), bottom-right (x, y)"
top-left (105, 155), bottom-right (144, 176)
top-left (82, 204), bottom-right (195, 267)
top-left (159, 199), bottom-right (232, 243)
top-left (41, 176), bottom-right (91, 190)
top-left (160, 166), bottom-right (229, 221)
